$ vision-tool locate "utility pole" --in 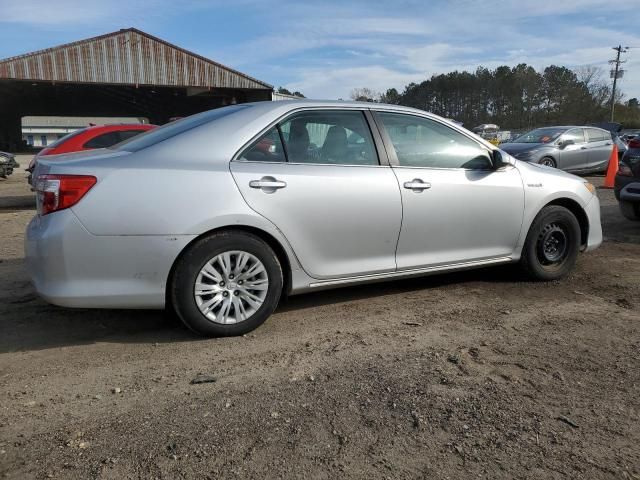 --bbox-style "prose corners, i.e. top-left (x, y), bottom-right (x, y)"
top-left (609, 45), bottom-right (628, 122)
